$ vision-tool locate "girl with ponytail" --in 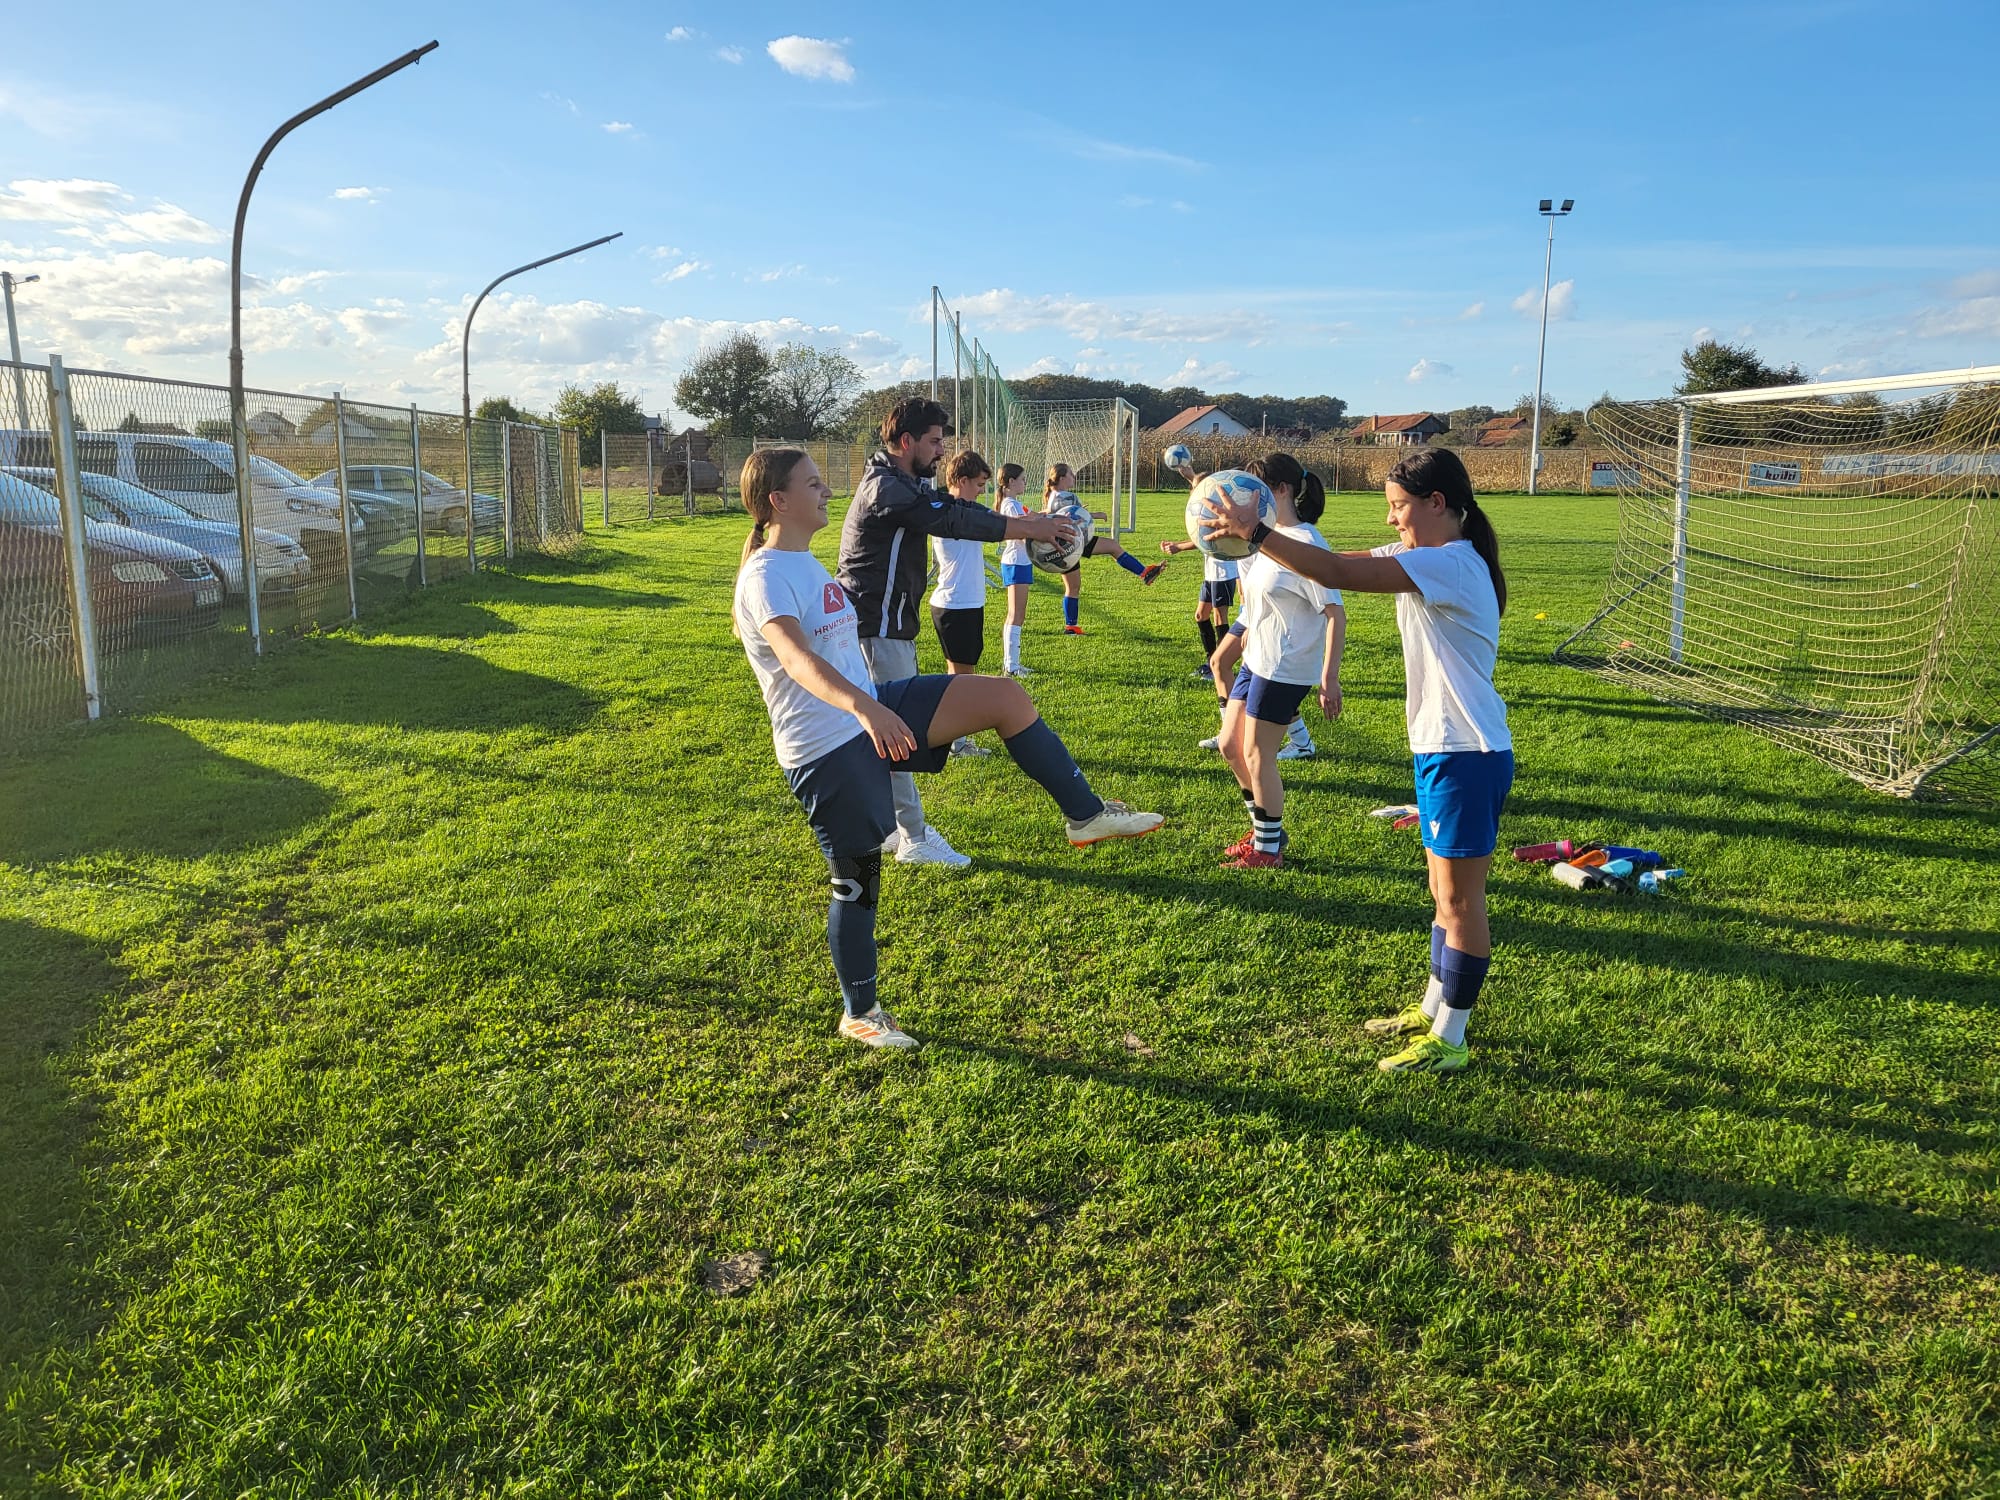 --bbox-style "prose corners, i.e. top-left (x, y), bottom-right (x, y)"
top-left (1042, 462), bottom-right (1165, 635)
top-left (1198, 445), bottom-right (1513, 1074)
